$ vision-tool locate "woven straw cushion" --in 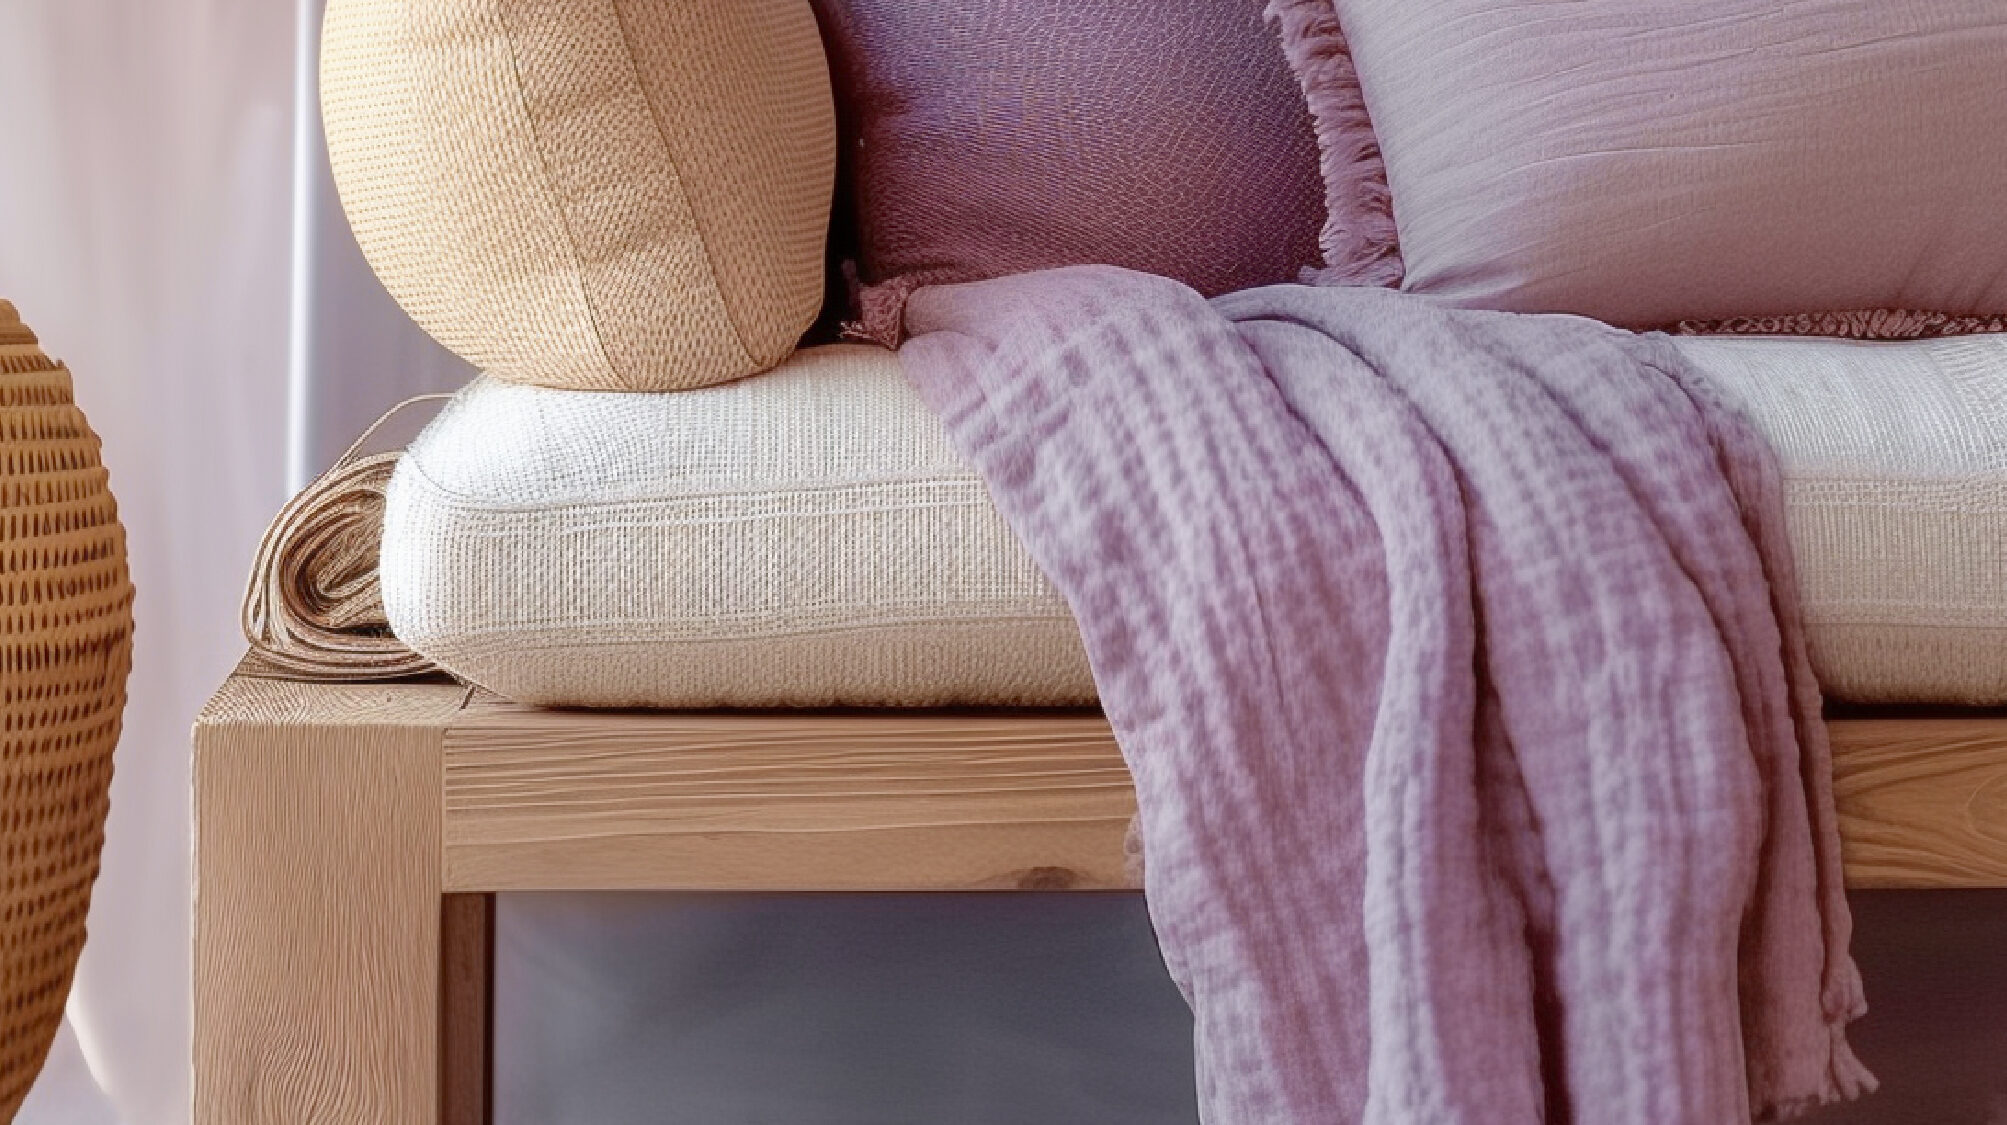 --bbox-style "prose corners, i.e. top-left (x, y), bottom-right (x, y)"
top-left (380, 338), bottom-right (2007, 709)
top-left (0, 302), bottom-right (131, 1118)
top-left (321, 0), bottom-right (836, 391)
